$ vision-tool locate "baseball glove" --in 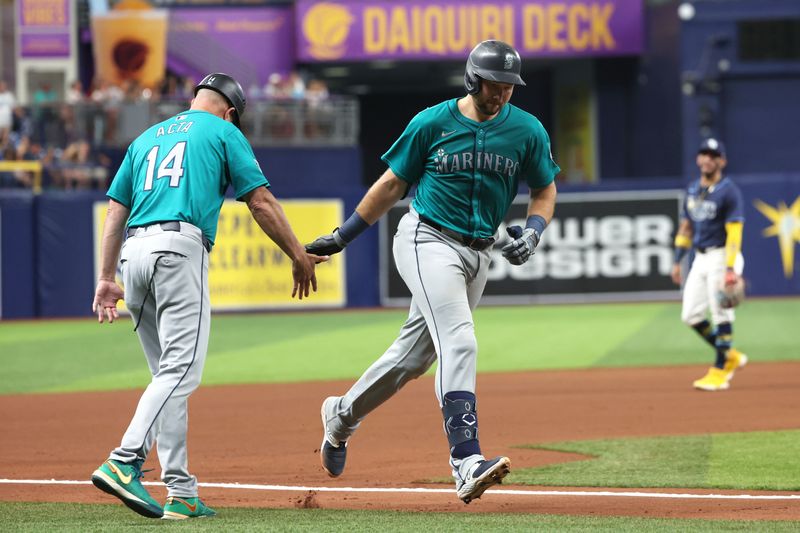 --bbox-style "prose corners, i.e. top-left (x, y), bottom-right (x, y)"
top-left (717, 276), bottom-right (745, 309)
